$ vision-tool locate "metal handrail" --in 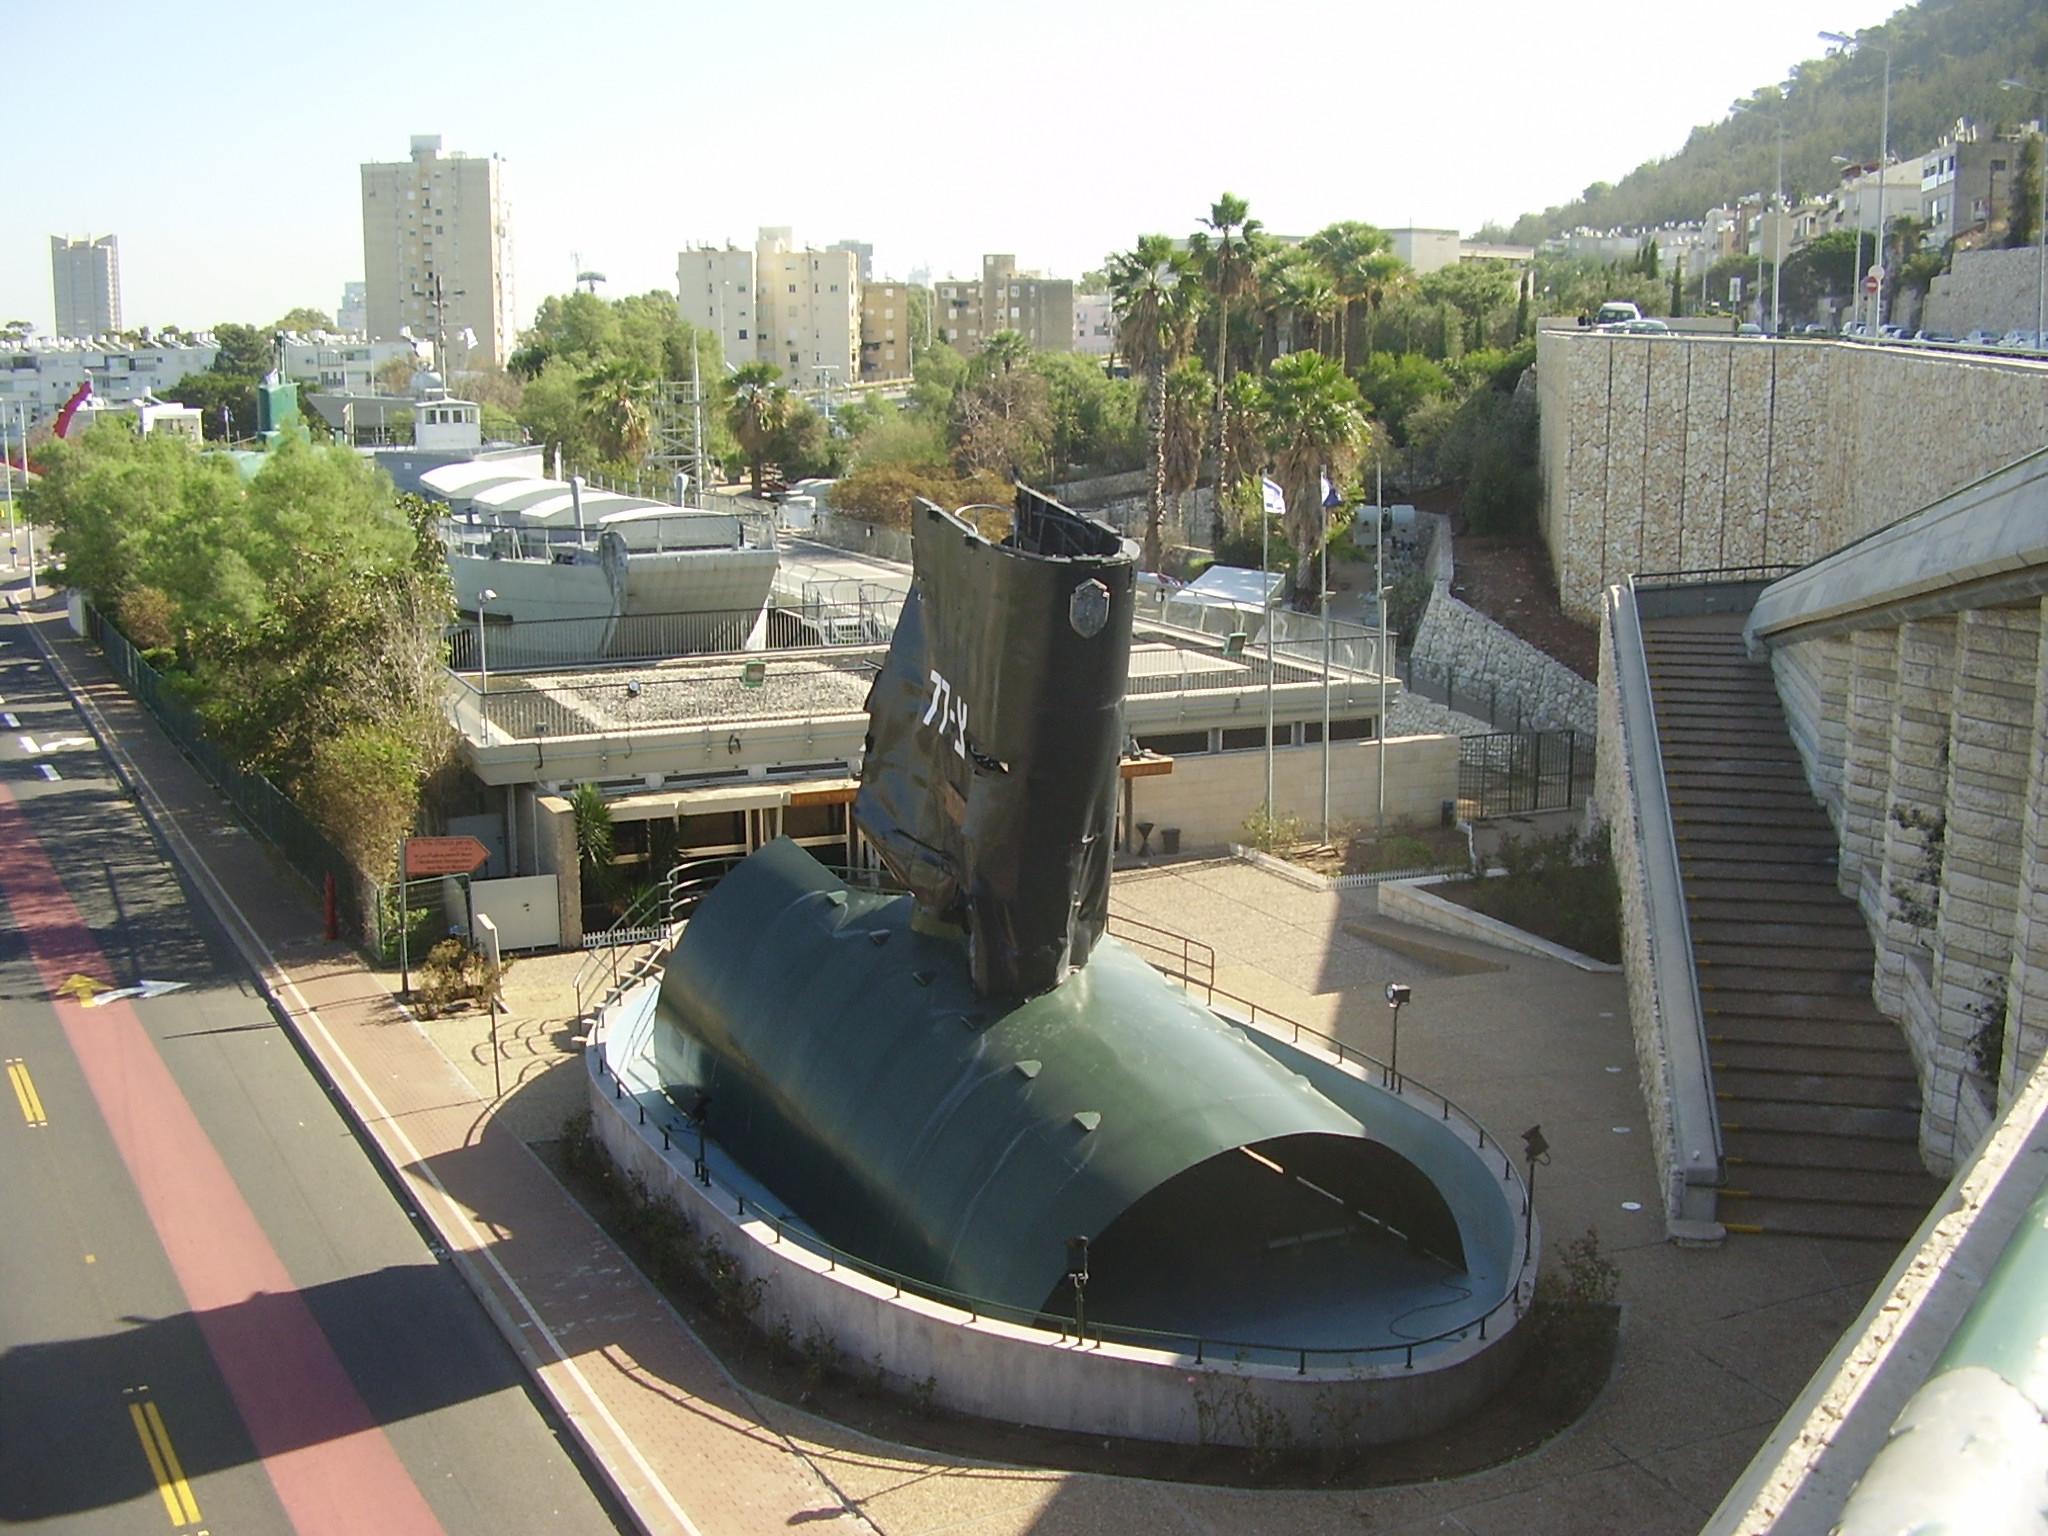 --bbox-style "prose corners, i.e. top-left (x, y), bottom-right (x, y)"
top-left (588, 885), bottom-right (1534, 1371)
top-left (594, 1037), bottom-right (1530, 1372)
top-left (1613, 578), bottom-right (1724, 1221)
